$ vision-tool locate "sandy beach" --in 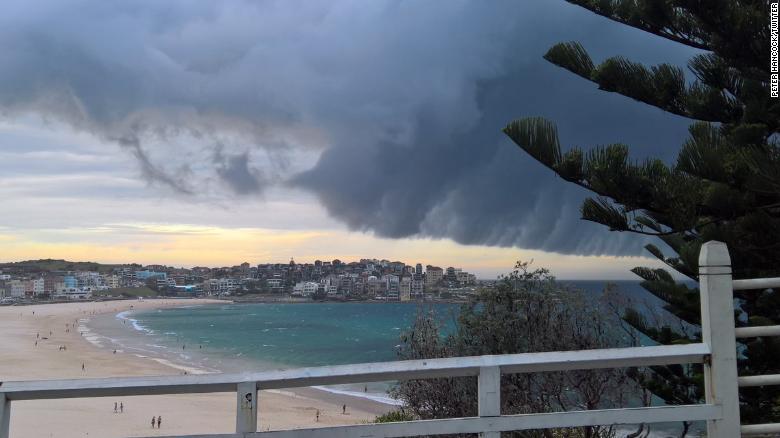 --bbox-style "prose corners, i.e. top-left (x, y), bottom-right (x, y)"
top-left (0, 299), bottom-right (392, 437)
